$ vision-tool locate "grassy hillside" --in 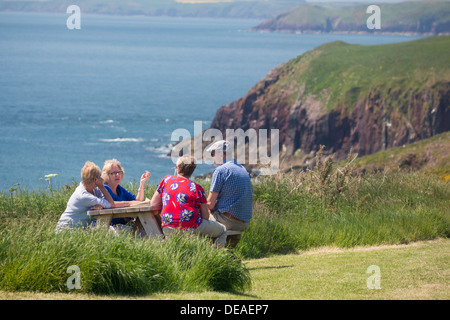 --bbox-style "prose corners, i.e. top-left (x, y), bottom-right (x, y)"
top-left (273, 35), bottom-right (450, 113)
top-left (0, 0), bottom-right (306, 19)
top-left (254, 0), bottom-right (450, 34)
top-left (351, 131), bottom-right (450, 178)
